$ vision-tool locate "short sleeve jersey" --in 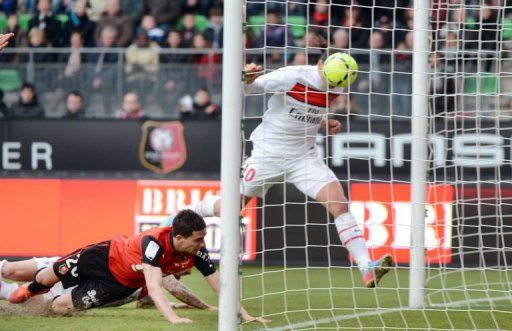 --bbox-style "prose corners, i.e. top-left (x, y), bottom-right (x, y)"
top-left (108, 226), bottom-right (196, 288)
top-left (246, 65), bottom-right (343, 158)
